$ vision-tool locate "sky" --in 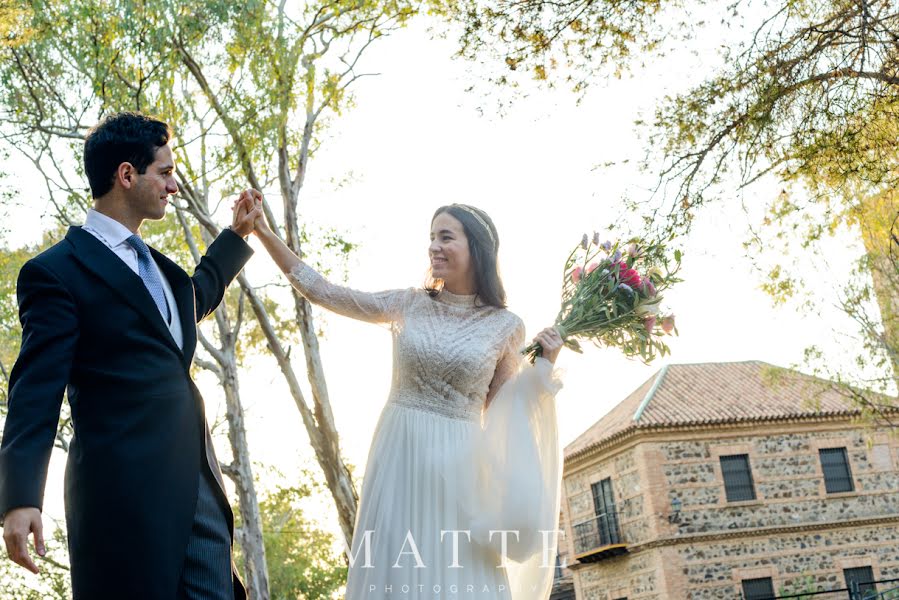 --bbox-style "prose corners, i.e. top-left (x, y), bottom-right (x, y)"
top-left (2, 7), bottom-right (874, 567)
